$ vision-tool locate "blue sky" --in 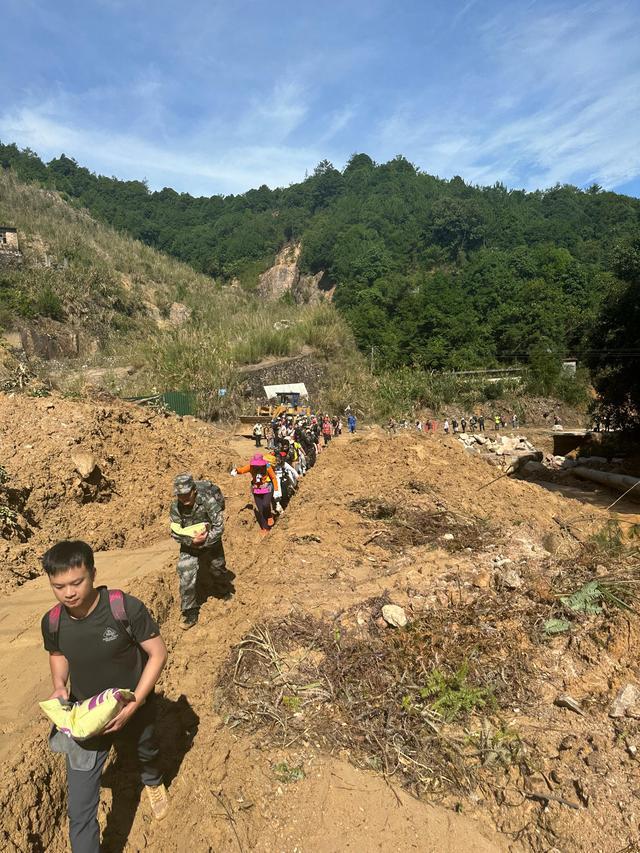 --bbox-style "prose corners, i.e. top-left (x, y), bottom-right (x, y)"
top-left (1, 0), bottom-right (639, 197)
